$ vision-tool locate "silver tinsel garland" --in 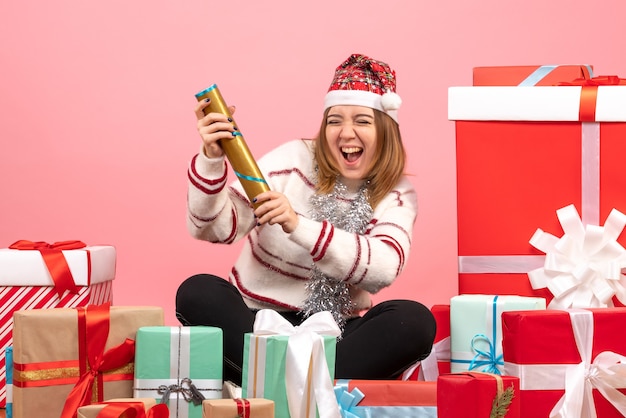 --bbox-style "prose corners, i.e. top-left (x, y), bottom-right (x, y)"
top-left (301, 179), bottom-right (373, 331)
